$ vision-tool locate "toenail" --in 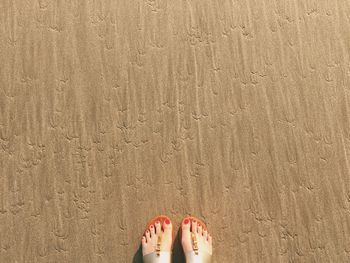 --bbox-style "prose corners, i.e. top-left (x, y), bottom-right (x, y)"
top-left (150, 225), bottom-right (153, 228)
top-left (193, 220), bottom-right (196, 223)
top-left (146, 230), bottom-right (149, 233)
top-left (165, 219), bottom-right (170, 225)
top-left (184, 219), bottom-right (189, 224)
top-left (156, 221), bottom-right (160, 224)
